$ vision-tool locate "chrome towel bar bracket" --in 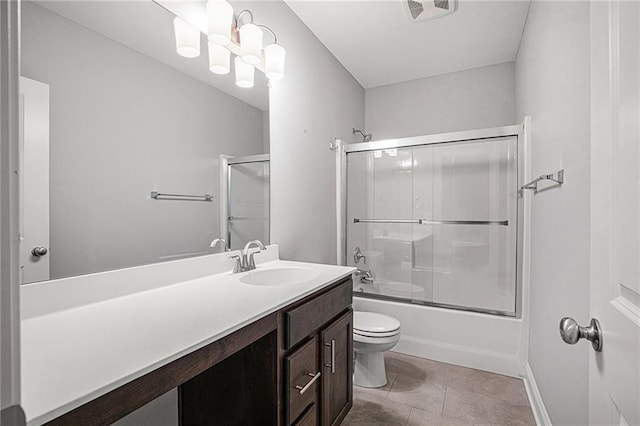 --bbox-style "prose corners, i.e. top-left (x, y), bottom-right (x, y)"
top-left (521, 169), bottom-right (564, 193)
